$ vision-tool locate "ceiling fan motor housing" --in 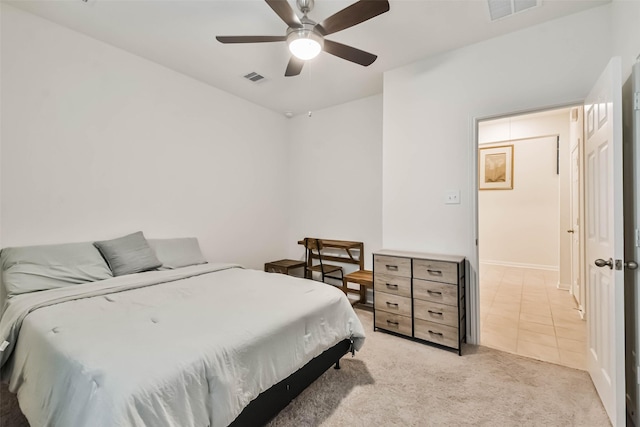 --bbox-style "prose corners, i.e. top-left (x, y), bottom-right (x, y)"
top-left (296, 0), bottom-right (315, 15)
